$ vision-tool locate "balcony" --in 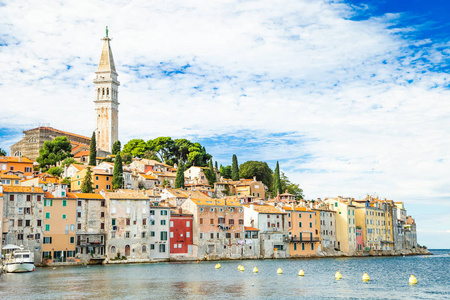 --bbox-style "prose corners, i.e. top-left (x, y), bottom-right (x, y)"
top-left (290, 236), bottom-right (320, 242)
